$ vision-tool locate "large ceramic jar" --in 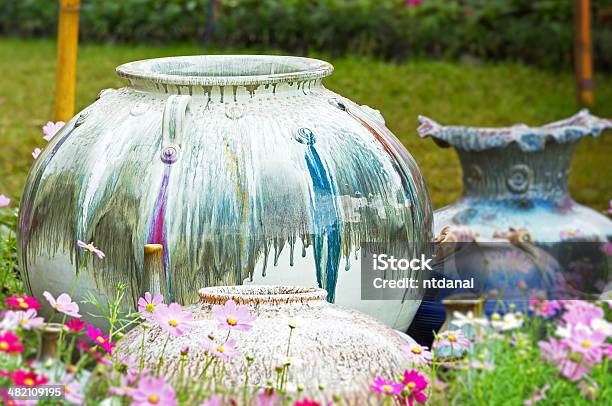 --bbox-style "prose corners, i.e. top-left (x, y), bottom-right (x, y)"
top-left (118, 286), bottom-right (414, 401)
top-left (18, 55), bottom-right (432, 329)
top-left (417, 110), bottom-right (612, 241)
